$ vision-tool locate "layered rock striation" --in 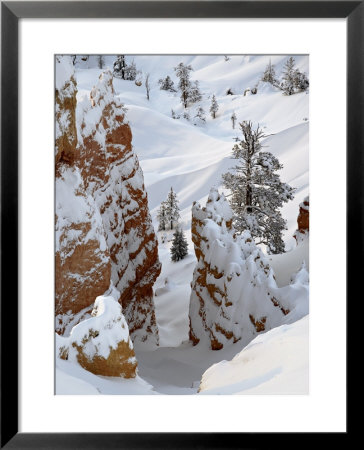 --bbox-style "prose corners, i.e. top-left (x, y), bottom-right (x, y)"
top-left (189, 188), bottom-right (308, 350)
top-left (55, 56), bottom-right (160, 347)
